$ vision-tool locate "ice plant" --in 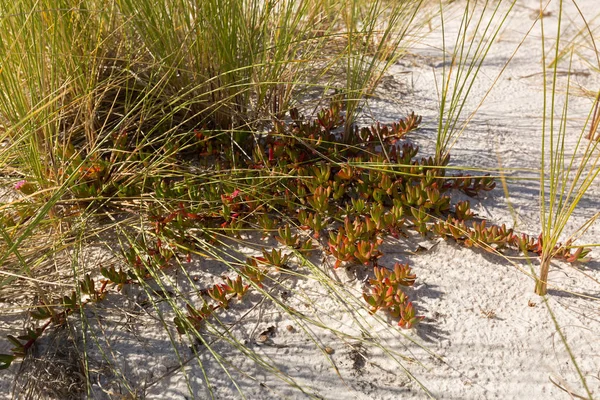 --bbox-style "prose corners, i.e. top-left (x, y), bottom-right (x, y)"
top-left (363, 263), bottom-right (422, 329)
